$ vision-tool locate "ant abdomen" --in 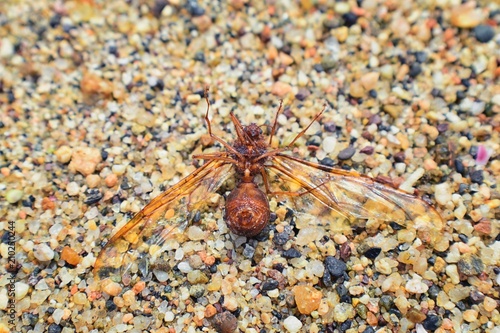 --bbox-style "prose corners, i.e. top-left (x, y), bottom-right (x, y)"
top-left (225, 182), bottom-right (270, 237)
